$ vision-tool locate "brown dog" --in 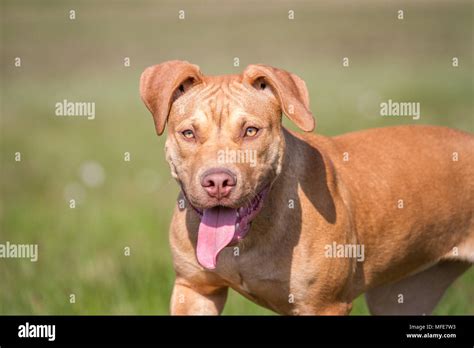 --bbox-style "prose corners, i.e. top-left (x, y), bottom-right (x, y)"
top-left (140, 60), bottom-right (473, 315)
